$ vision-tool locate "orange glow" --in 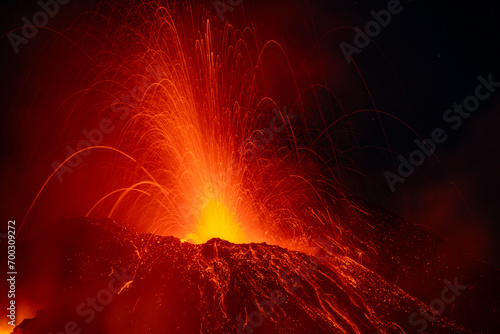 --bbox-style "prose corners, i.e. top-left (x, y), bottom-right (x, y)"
top-left (0, 302), bottom-right (36, 333)
top-left (15, 1), bottom-right (348, 253)
top-left (186, 199), bottom-right (246, 244)
top-left (9, 1), bottom-right (492, 333)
